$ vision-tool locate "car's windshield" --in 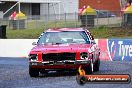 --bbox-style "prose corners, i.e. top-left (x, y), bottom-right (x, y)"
top-left (38, 31), bottom-right (90, 44)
